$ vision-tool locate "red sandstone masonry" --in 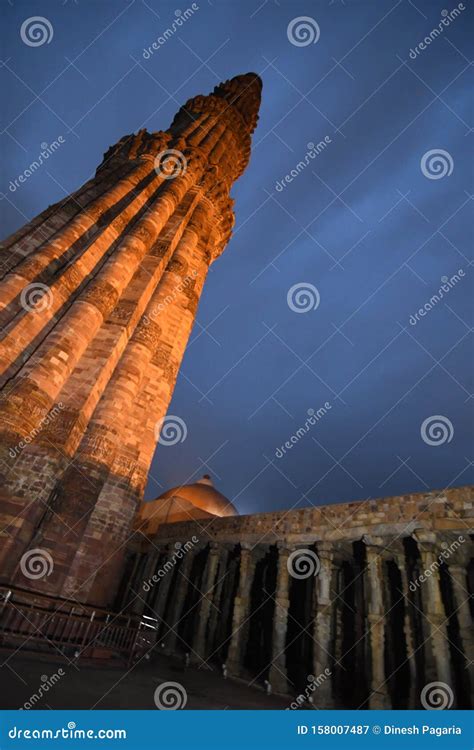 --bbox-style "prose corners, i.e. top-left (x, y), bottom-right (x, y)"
top-left (151, 486), bottom-right (474, 545)
top-left (0, 75), bottom-right (263, 606)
